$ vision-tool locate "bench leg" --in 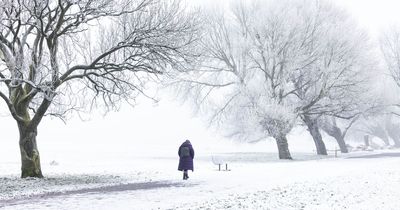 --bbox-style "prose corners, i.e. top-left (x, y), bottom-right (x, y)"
top-left (225, 163), bottom-right (228, 171)
top-left (218, 164), bottom-right (221, 171)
